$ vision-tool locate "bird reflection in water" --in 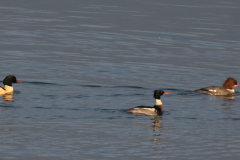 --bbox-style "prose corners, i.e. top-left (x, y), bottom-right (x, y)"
top-left (151, 119), bottom-right (163, 152)
top-left (2, 94), bottom-right (13, 102)
top-left (217, 95), bottom-right (236, 100)
top-left (152, 119), bottom-right (161, 132)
